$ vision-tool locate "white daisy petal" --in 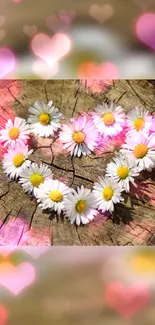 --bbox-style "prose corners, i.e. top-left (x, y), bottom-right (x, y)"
top-left (59, 116), bottom-right (98, 157)
top-left (121, 132), bottom-right (155, 172)
top-left (0, 117), bottom-right (30, 147)
top-left (93, 176), bottom-right (124, 213)
top-left (63, 186), bottom-right (98, 225)
top-left (37, 179), bottom-right (71, 215)
top-left (93, 102), bottom-right (125, 137)
top-left (19, 162), bottom-right (53, 196)
top-left (106, 154), bottom-right (141, 193)
top-left (28, 100), bottom-right (62, 138)
top-left (2, 143), bottom-right (33, 179)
